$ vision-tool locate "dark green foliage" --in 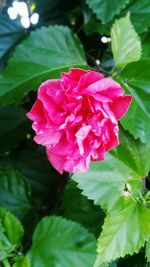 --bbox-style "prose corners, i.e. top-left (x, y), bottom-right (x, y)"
top-left (0, 0), bottom-right (150, 266)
